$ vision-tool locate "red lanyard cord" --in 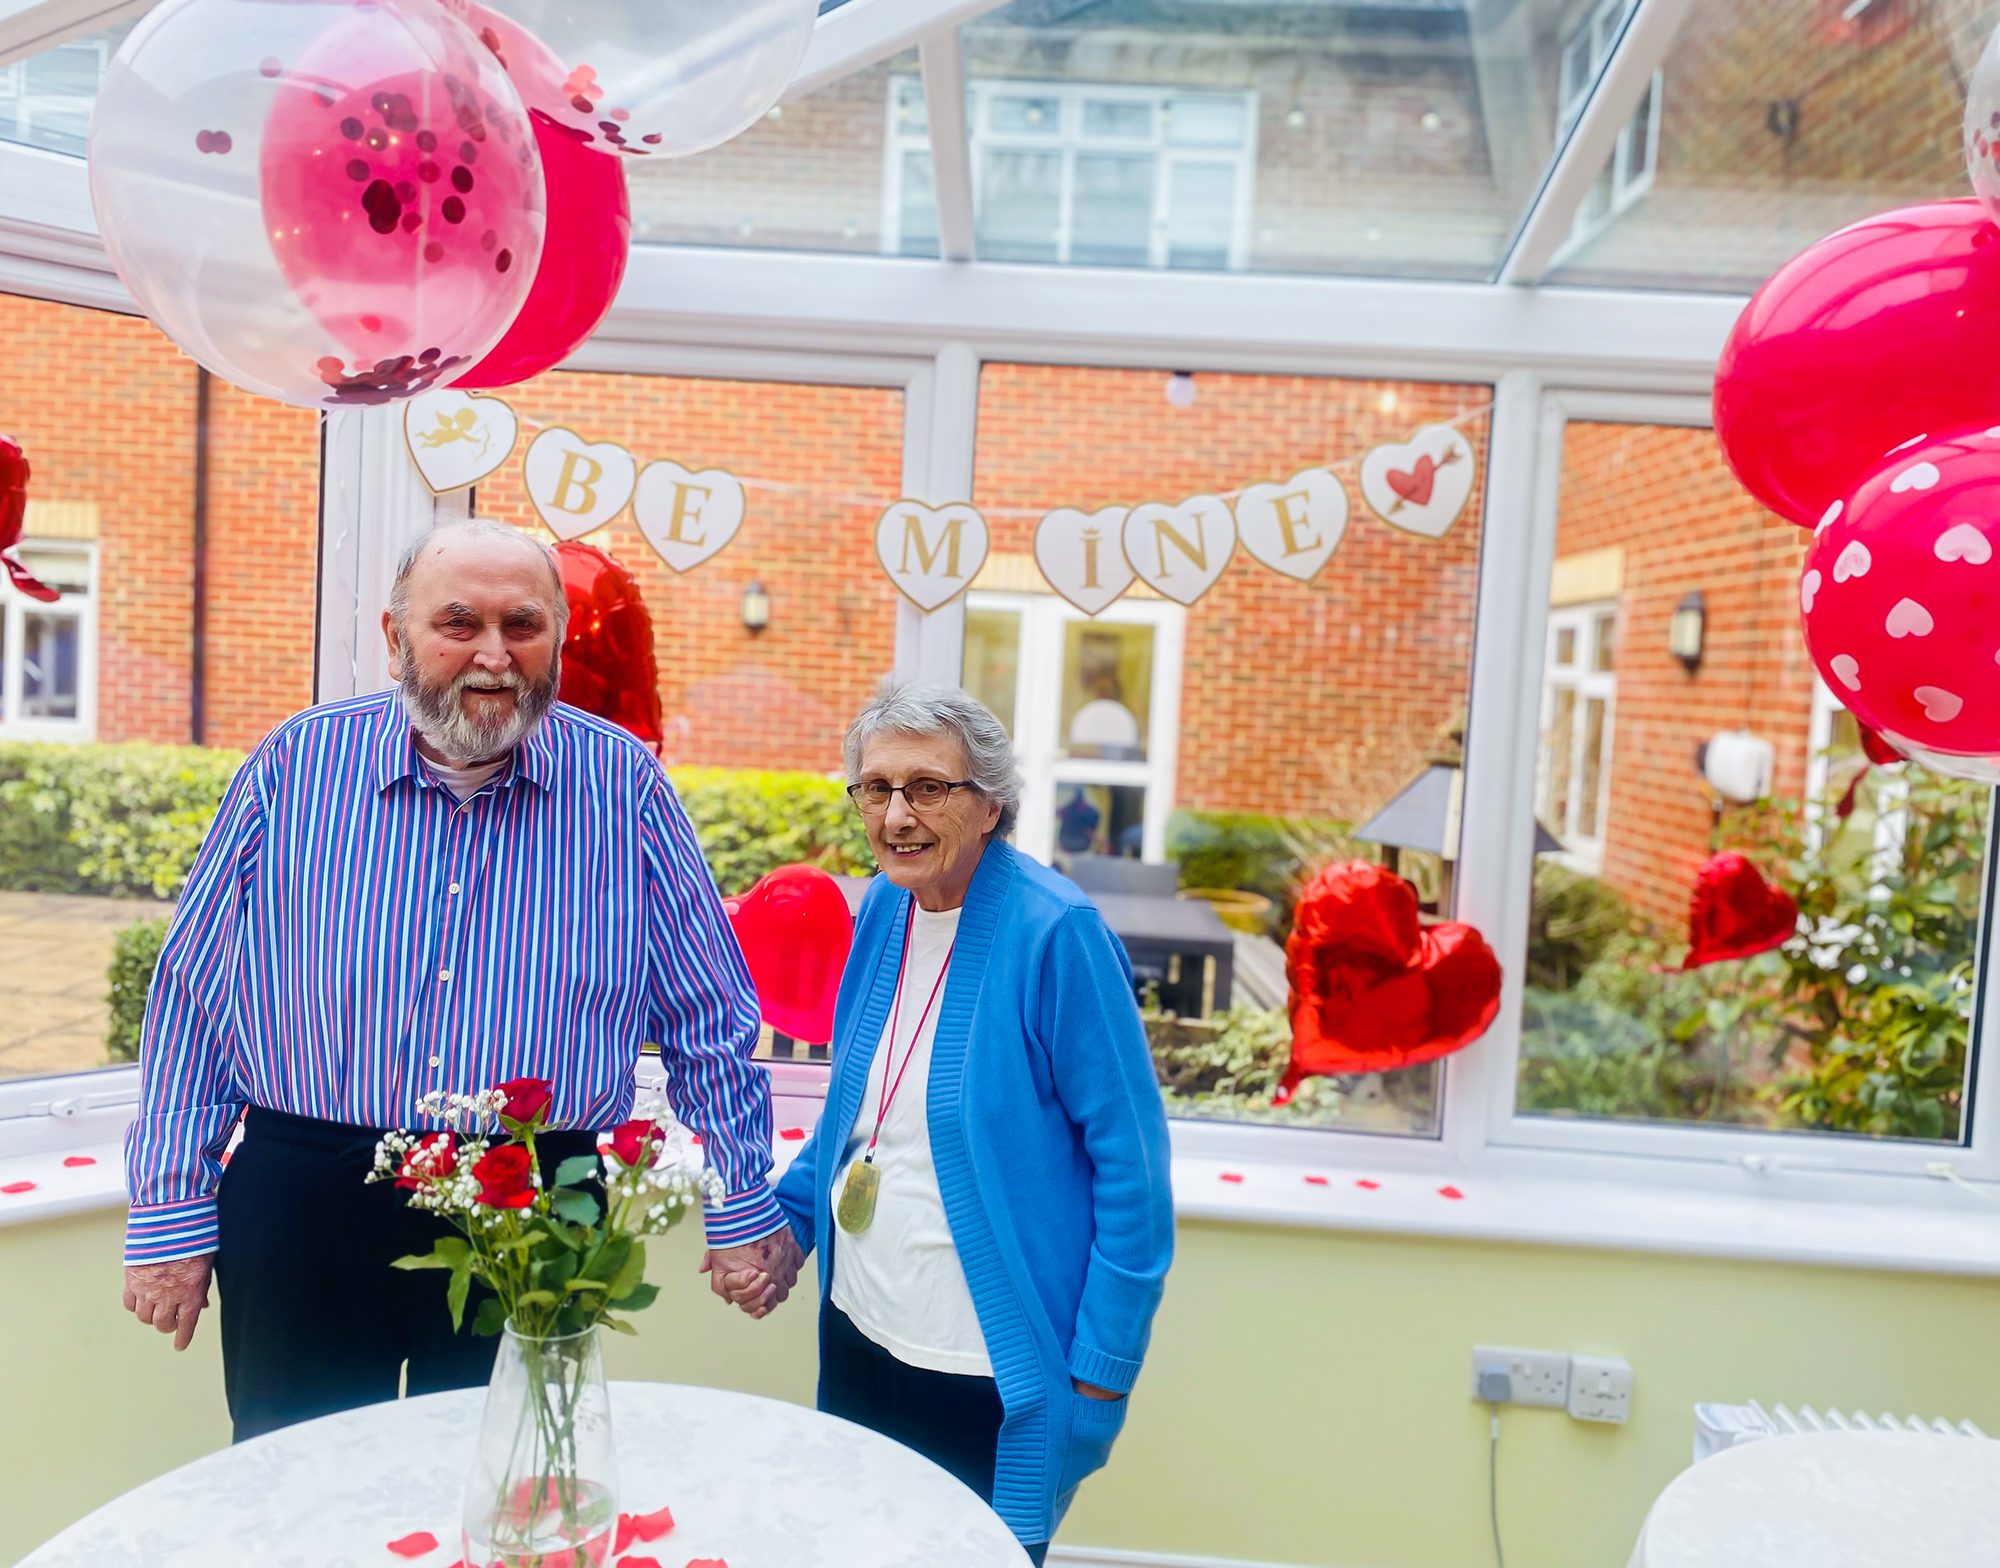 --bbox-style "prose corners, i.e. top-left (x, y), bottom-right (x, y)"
top-left (864, 902), bottom-right (955, 1161)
